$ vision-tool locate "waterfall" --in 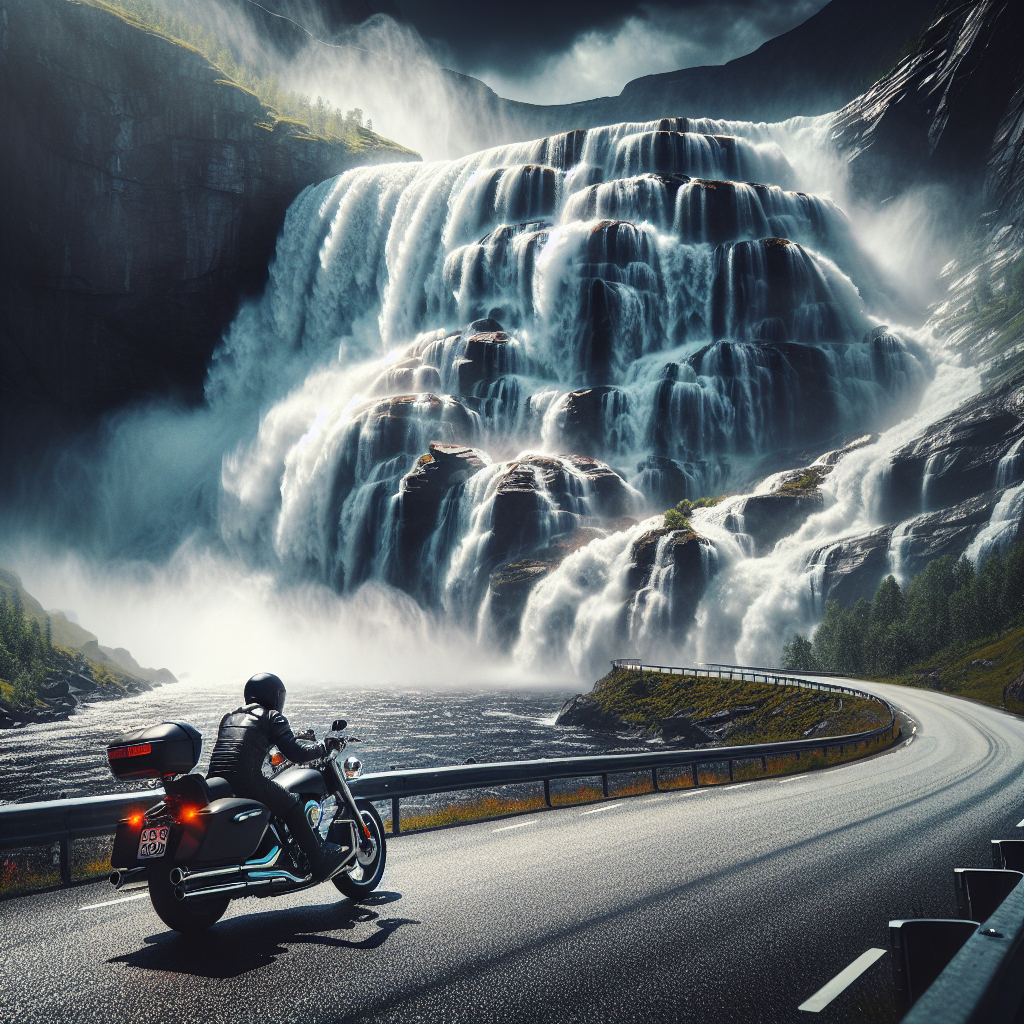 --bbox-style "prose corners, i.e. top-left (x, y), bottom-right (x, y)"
top-left (205, 115), bottom-right (950, 676)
